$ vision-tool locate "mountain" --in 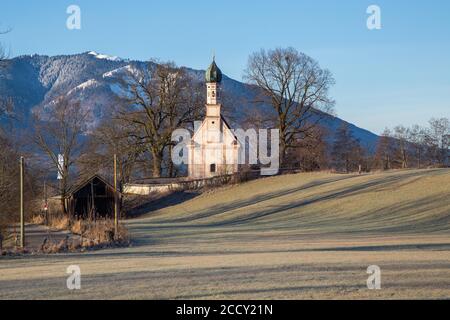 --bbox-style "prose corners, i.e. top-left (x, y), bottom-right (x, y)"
top-left (0, 52), bottom-right (379, 150)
